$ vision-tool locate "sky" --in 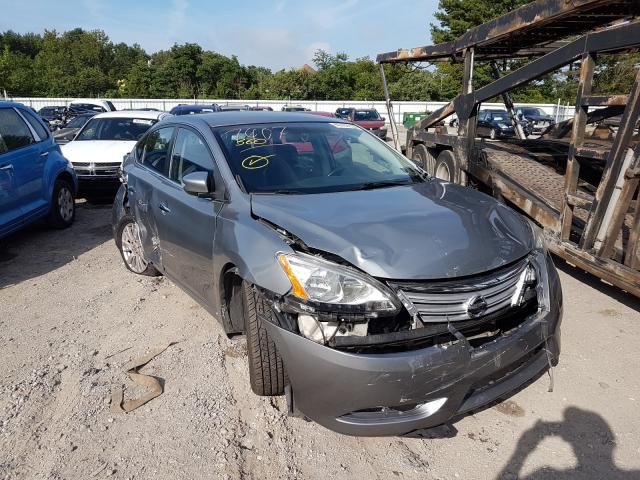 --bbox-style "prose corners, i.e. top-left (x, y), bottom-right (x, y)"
top-left (0, 0), bottom-right (440, 70)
